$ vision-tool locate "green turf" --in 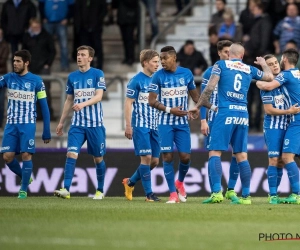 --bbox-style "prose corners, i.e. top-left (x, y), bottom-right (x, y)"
top-left (1, 196), bottom-right (300, 250)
